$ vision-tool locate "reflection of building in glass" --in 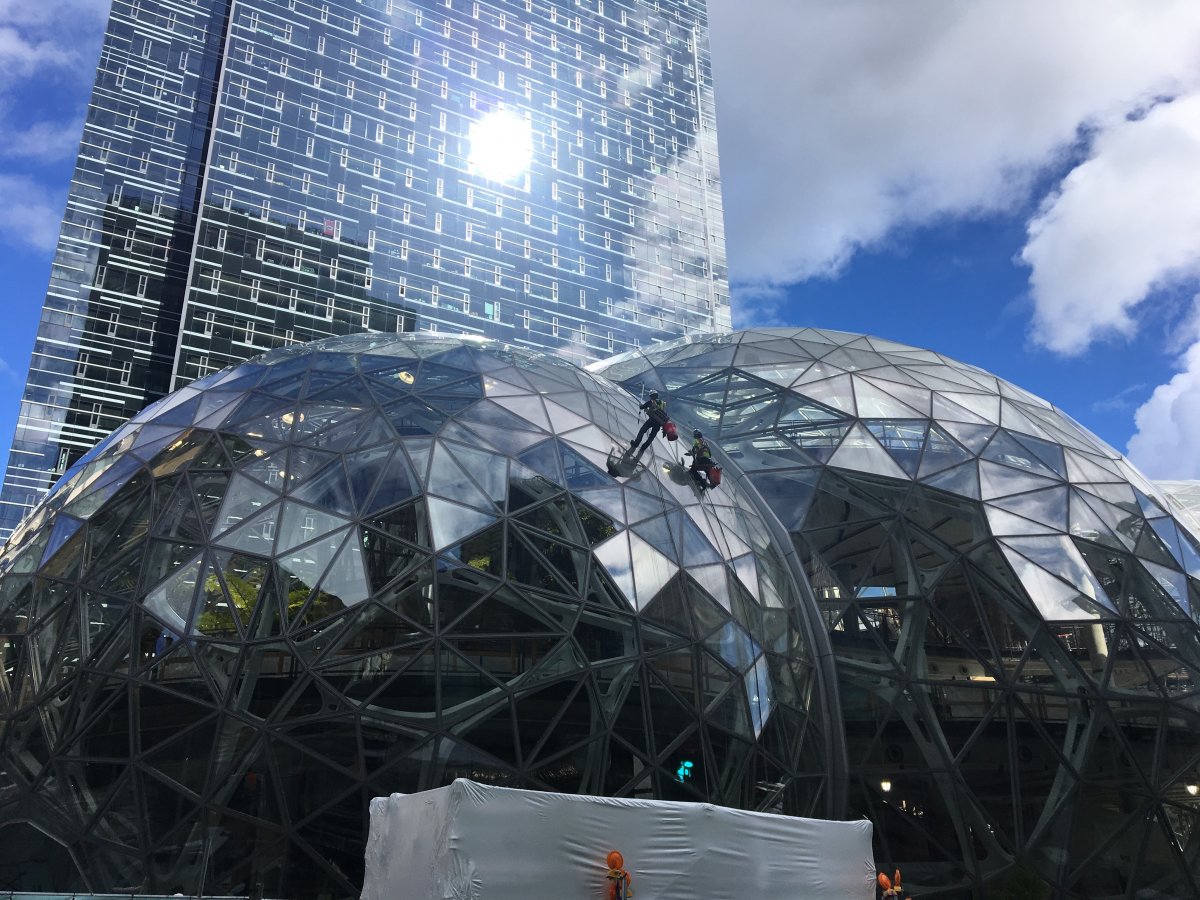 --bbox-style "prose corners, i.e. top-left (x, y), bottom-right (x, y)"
top-left (0, 0), bottom-right (729, 539)
top-left (0, 335), bottom-right (830, 899)
top-left (597, 329), bottom-right (1200, 899)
